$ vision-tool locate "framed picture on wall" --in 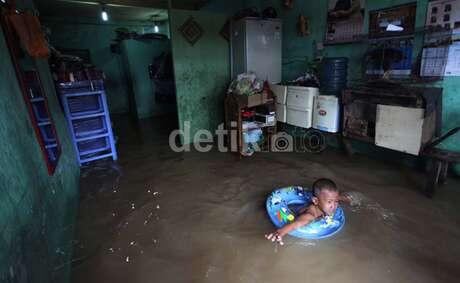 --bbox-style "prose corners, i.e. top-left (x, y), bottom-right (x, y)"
top-left (368, 2), bottom-right (417, 39)
top-left (325, 0), bottom-right (366, 44)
